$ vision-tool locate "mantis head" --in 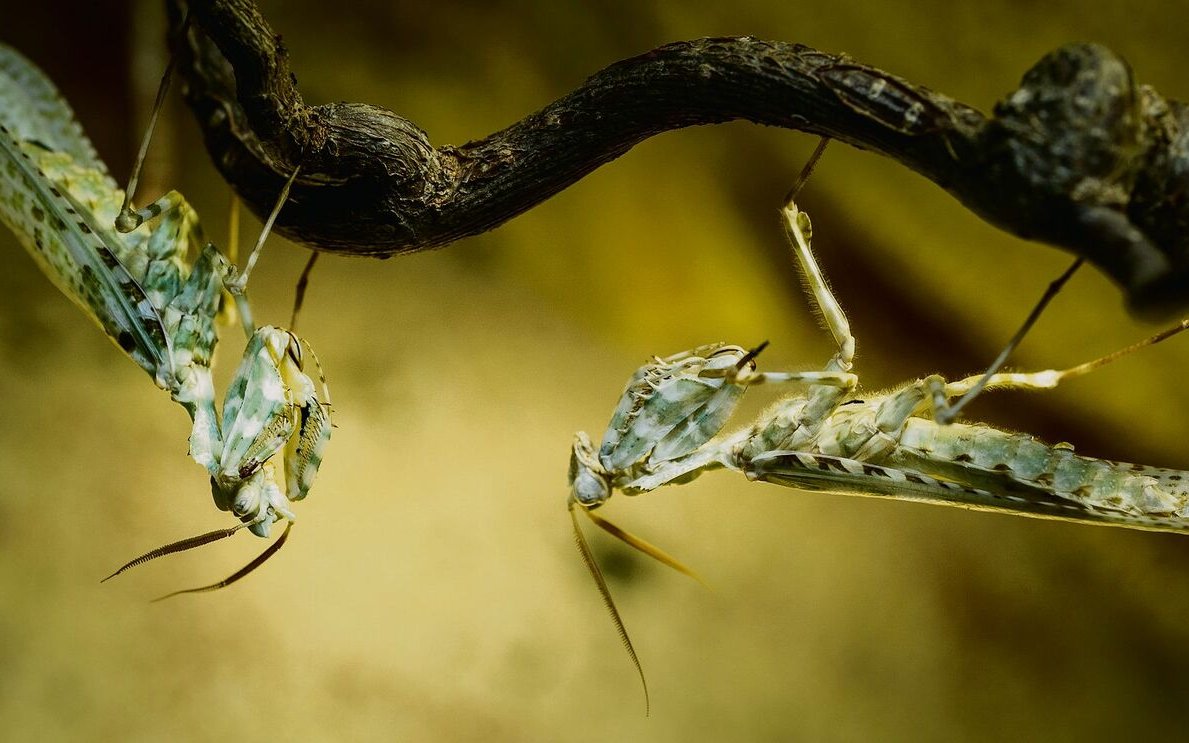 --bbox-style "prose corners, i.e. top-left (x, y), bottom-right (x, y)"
top-left (568, 431), bottom-right (611, 508)
top-left (103, 327), bottom-right (330, 597)
top-left (597, 343), bottom-right (761, 474)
